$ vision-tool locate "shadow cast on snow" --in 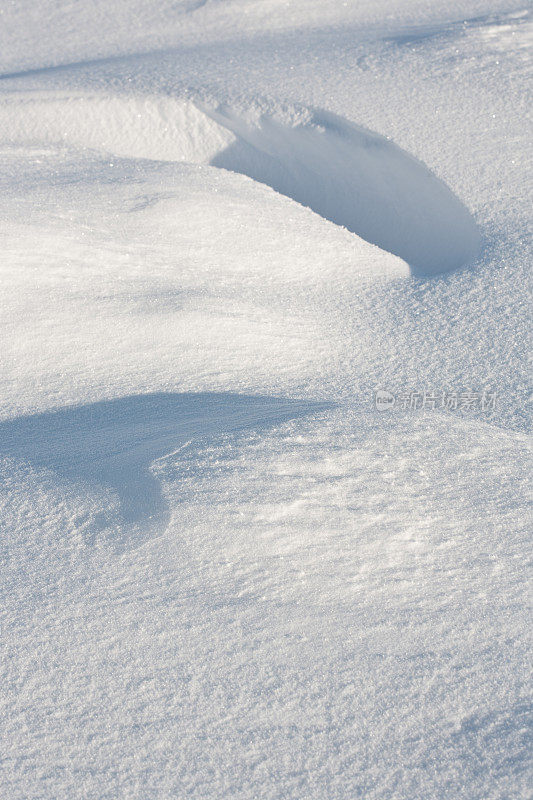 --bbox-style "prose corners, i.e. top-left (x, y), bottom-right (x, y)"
top-left (207, 106), bottom-right (480, 276)
top-left (0, 392), bottom-right (329, 546)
